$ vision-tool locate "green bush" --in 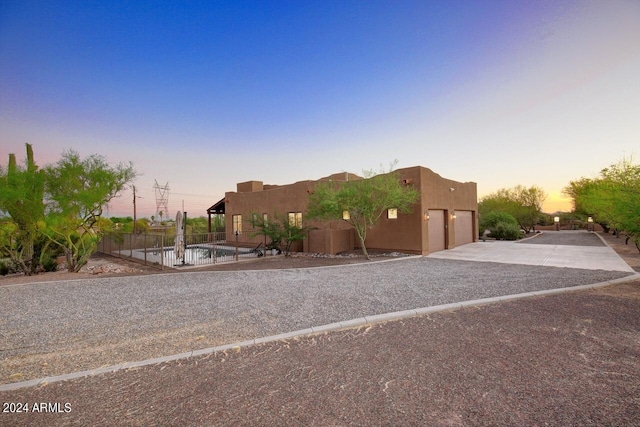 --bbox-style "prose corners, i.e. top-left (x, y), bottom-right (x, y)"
top-left (480, 211), bottom-right (519, 237)
top-left (489, 221), bottom-right (522, 240)
top-left (40, 252), bottom-right (60, 272)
